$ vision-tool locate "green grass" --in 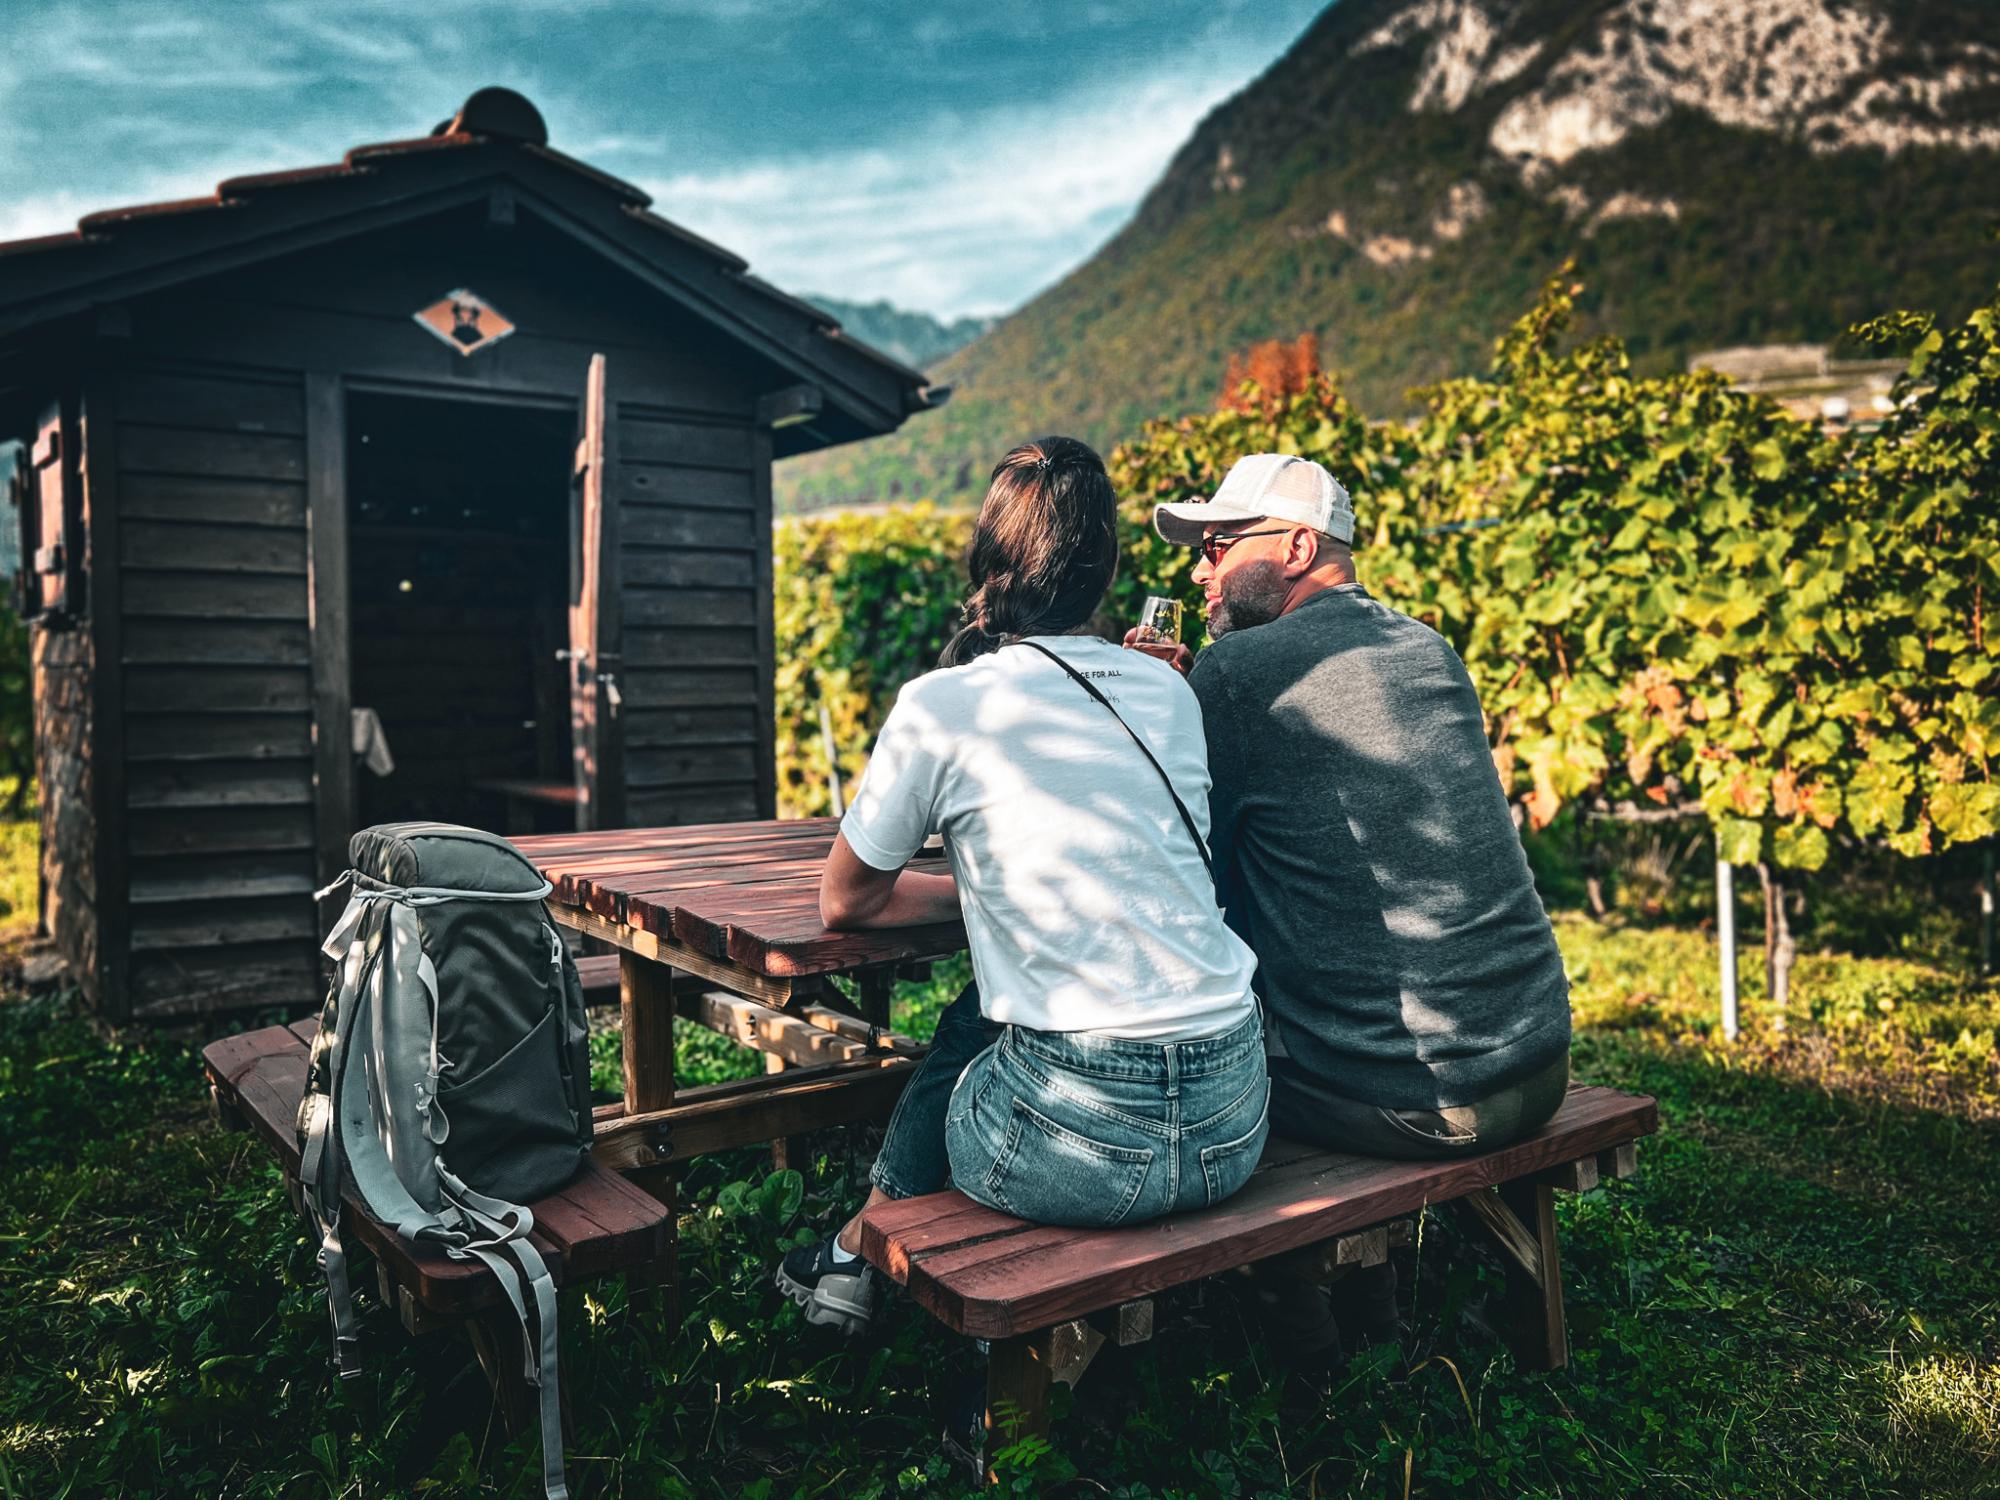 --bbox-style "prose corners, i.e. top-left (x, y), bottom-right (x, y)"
top-left (0, 779), bottom-right (35, 942)
top-left (3, 914), bottom-right (1996, 1498)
